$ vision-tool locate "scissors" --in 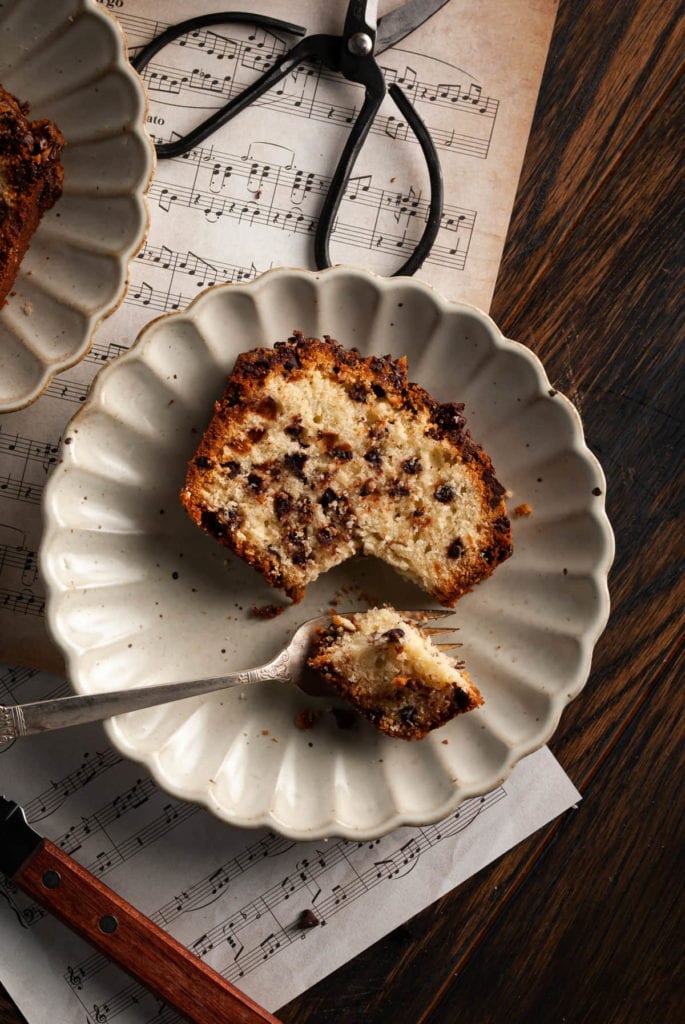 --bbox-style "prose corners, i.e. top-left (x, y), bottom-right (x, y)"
top-left (132, 0), bottom-right (449, 276)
